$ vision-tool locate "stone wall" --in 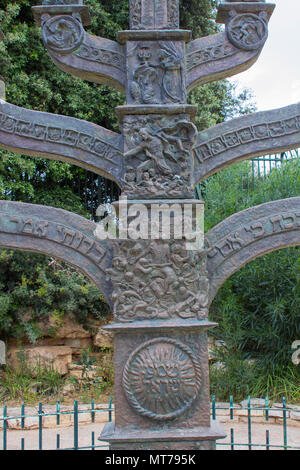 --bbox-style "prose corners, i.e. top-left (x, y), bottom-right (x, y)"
top-left (5, 315), bottom-right (114, 378)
